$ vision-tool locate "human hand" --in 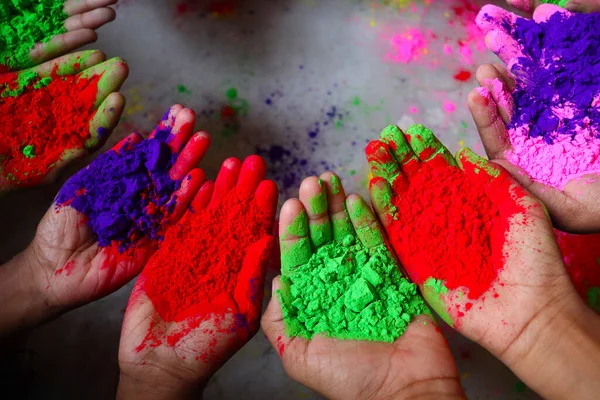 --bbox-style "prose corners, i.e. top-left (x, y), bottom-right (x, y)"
top-left (366, 124), bottom-right (600, 399)
top-left (117, 156), bottom-right (278, 400)
top-left (1, 0), bottom-right (117, 71)
top-left (506, 0), bottom-right (600, 14)
top-left (0, 50), bottom-right (128, 194)
top-left (261, 173), bottom-right (465, 400)
top-left (471, 5), bottom-right (600, 233)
